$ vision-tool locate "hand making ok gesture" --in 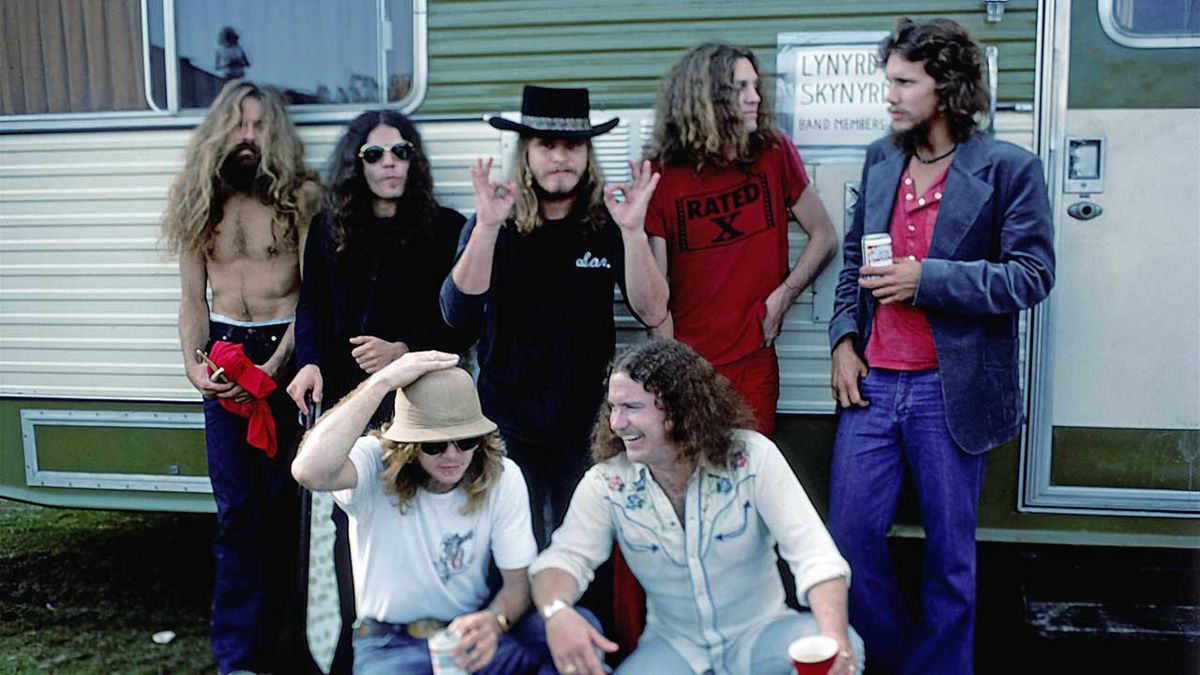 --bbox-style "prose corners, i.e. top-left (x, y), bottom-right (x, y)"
top-left (604, 159), bottom-right (662, 234)
top-left (470, 157), bottom-right (517, 229)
